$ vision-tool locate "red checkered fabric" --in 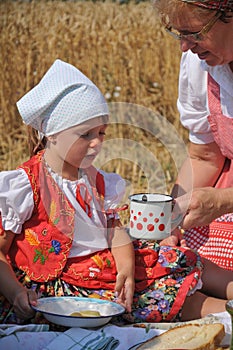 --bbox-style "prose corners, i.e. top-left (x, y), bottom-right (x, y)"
top-left (182, 0), bottom-right (233, 11)
top-left (184, 220), bottom-right (233, 270)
